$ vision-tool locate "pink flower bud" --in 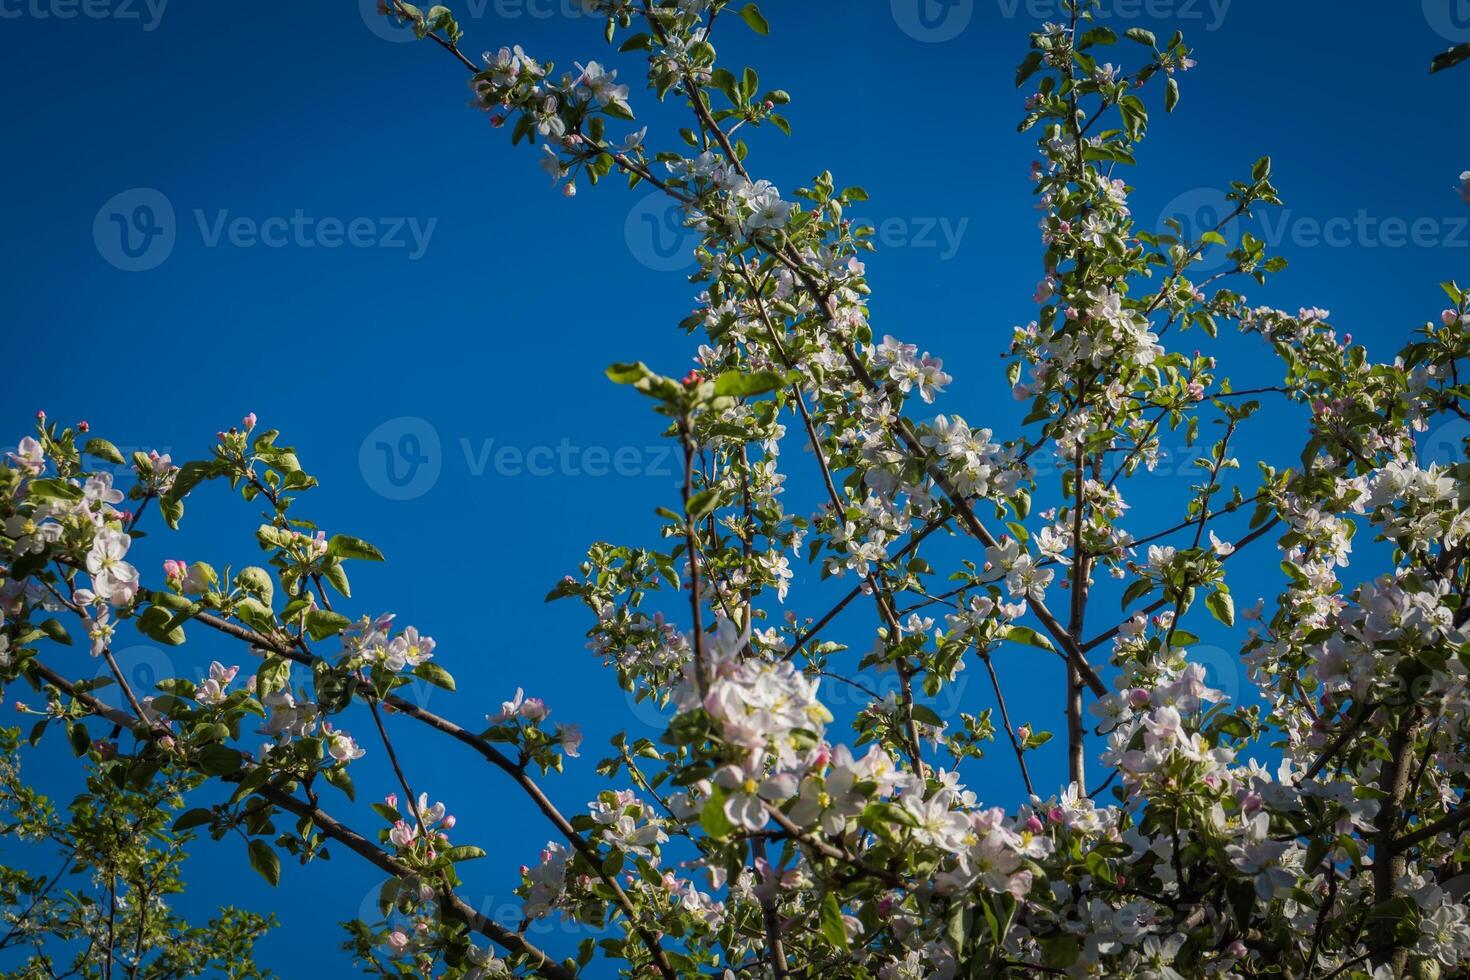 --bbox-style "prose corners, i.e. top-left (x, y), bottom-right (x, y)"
top-left (243, 412), bottom-right (257, 430)
top-left (77, 420), bottom-right (89, 432)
